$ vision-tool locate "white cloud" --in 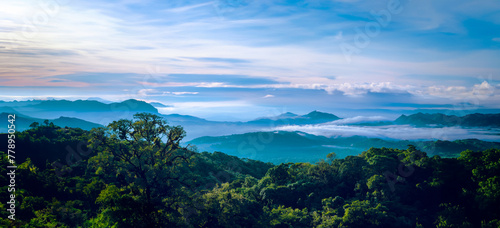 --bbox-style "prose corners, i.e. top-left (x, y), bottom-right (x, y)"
top-left (137, 89), bottom-right (158, 97)
top-left (196, 82), bottom-right (228, 88)
top-left (473, 81), bottom-right (495, 94)
top-left (163, 2), bottom-right (214, 13)
top-left (168, 92), bottom-right (199, 95)
top-left (416, 81), bottom-right (497, 101)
